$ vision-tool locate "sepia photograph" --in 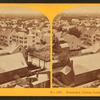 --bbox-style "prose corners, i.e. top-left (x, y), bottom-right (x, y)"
top-left (52, 6), bottom-right (100, 88)
top-left (0, 7), bottom-right (50, 88)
